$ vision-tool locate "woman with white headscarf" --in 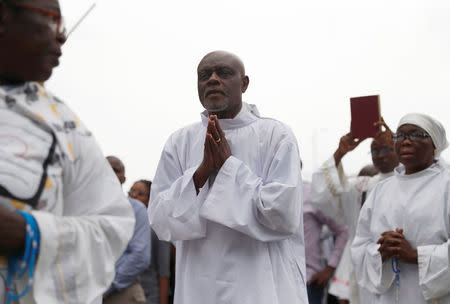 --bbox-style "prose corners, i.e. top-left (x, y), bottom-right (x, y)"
top-left (351, 113), bottom-right (450, 304)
